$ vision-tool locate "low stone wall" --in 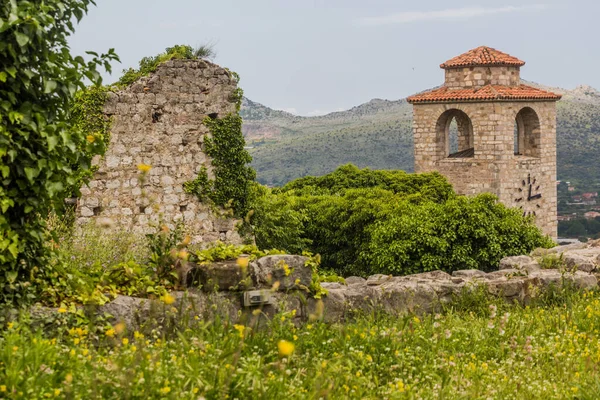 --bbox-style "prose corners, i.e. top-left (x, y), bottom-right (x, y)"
top-left (30, 241), bottom-right (600, 329)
